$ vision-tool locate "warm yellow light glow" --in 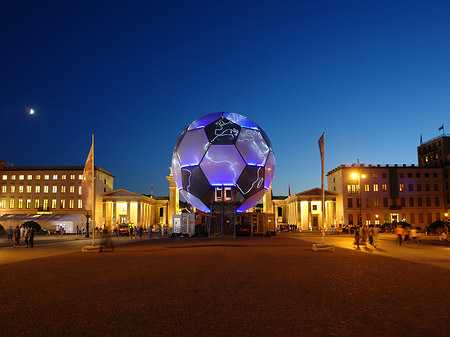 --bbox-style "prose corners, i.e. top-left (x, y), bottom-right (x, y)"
top-left (445, 213), bottom-right (449, 218)
top-left (351, 173), bottom-right (358, 180)
top-left (361, 174), bottom-right (366, 179)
